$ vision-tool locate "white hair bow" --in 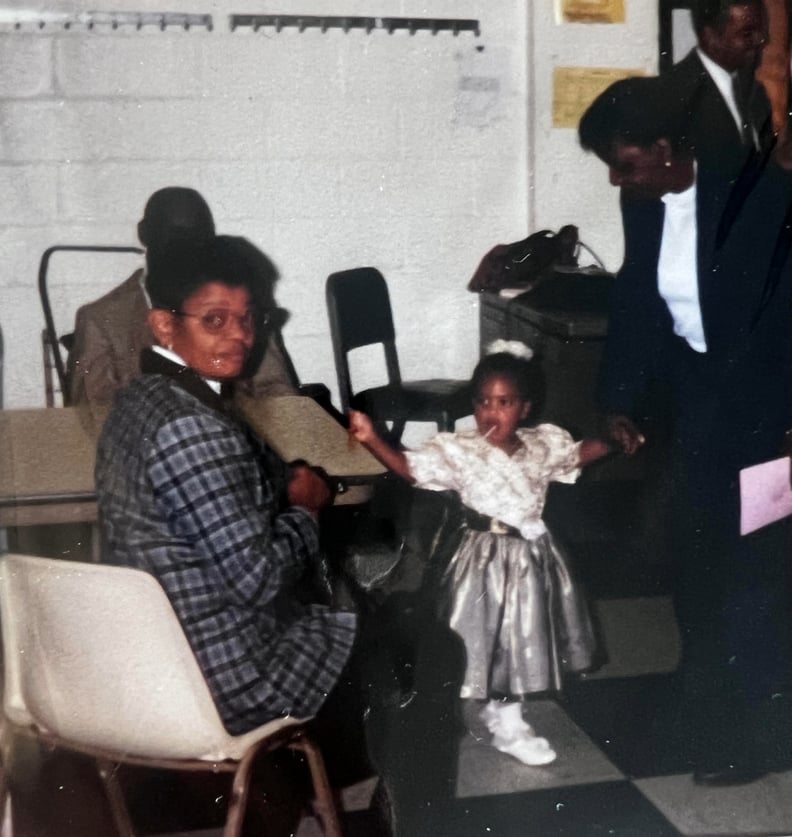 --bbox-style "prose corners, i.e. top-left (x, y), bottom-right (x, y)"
top-left (485, 339), bottom-right (534, 360)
